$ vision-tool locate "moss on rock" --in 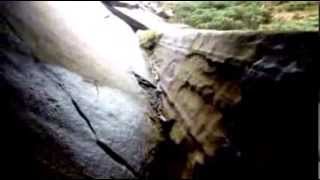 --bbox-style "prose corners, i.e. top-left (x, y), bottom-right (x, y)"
top-left (137, 30), bottom-right (162, 50)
